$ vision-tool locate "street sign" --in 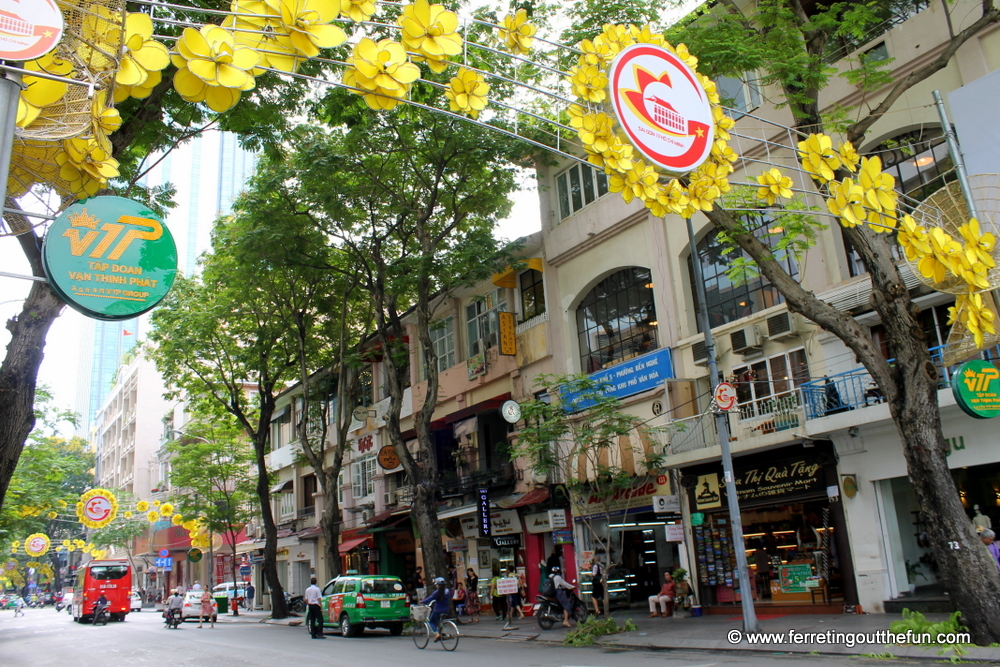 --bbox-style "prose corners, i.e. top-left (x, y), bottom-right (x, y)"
top-left (154, 557), bottom-right (173, 572)
top-left (713, 382), bottom-right (738, 411)
top-left (653, 494), bottom-right (680, 514)
top-left (159, 549), bottom-right (169, 557)
top-left (240, 565), bottom-right (251, 576)
top-left (248, 554), bottom-right (264, 564)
